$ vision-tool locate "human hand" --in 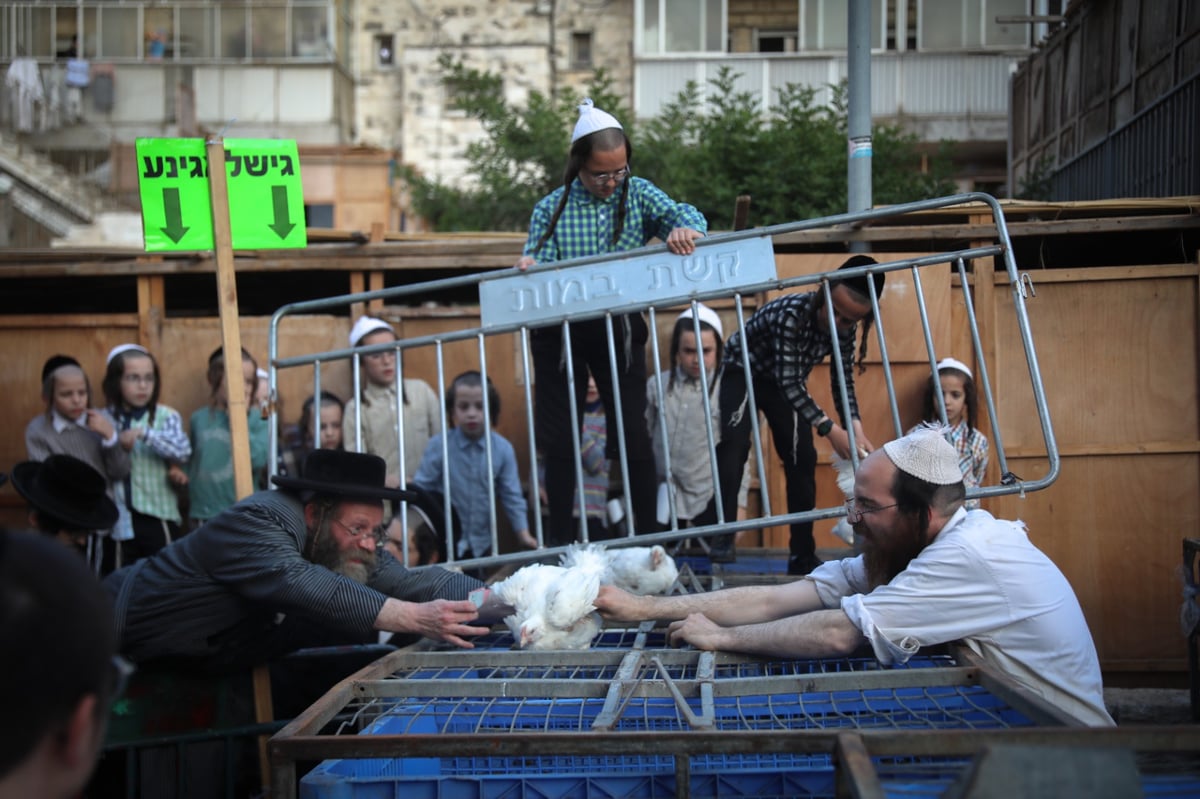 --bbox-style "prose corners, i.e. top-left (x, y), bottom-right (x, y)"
top-left (118, 428), bottom-right (142, 451)
top-left (407, 598), bottom-right (488, 648)
top-left (667, 612), bottom-right (725, 650)
top-left (167, 463), bottom-right (189, 486)
top-left (516, 529), bottom-right (540, 550)
top-left (515, 255), bottom-right (536, 271)
top-left (384, 473), bottom-right (401, 489)
top-left (665, 228), bottom-right (703, 256)
top-left (593, 584), bottom-right (648, 623)
top-left (85, 410), bottom-right (115, 440)
top-left (851, 420), bottom-right (874, 454)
